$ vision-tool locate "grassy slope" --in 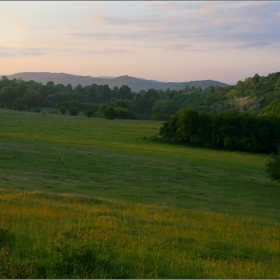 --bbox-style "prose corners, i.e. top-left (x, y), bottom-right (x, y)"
top-left (1, 190), bottom-right (279, 278)
top-left (0, 108), bottom-right (279, 220)
top-left (0, 108), bottom-right (280, 278)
